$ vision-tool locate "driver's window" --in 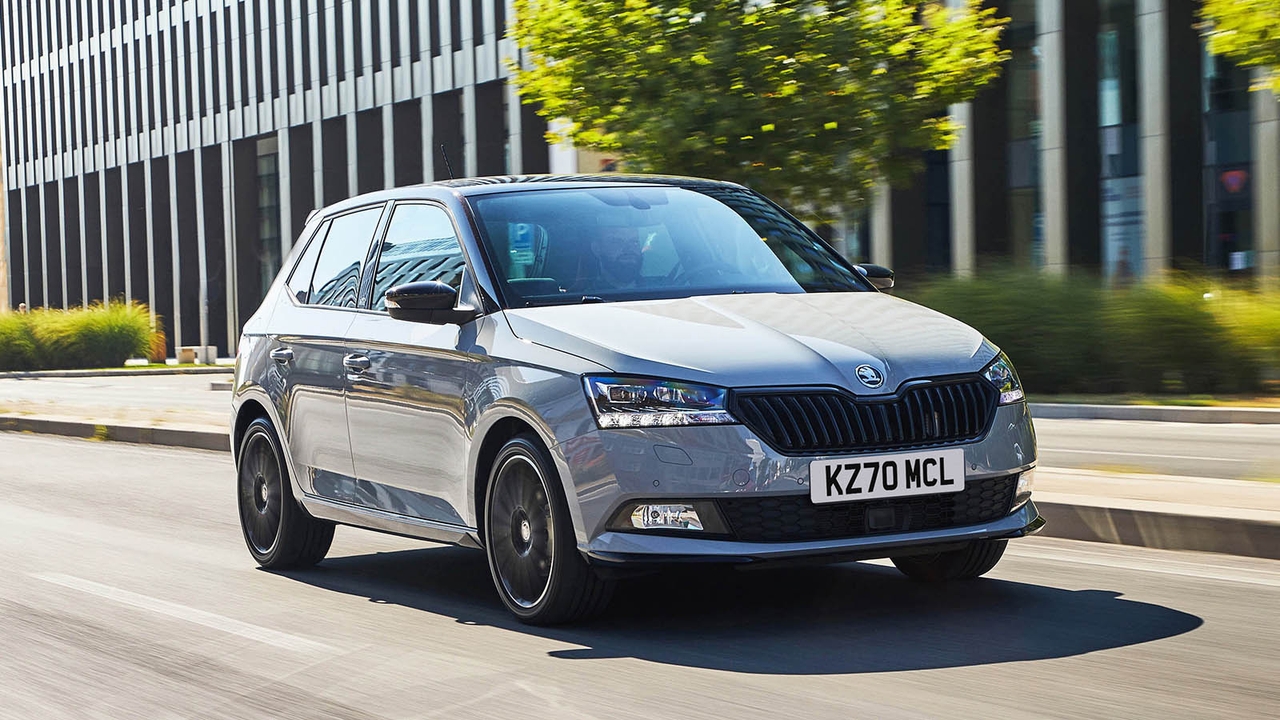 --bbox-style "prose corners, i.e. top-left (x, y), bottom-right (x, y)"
top-left (371, 204), bottom-right (465, 312)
